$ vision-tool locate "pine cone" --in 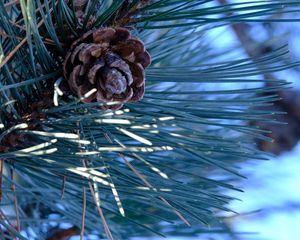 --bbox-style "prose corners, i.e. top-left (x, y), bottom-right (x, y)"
top-left (63, 27), bottom-right (151, 110)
